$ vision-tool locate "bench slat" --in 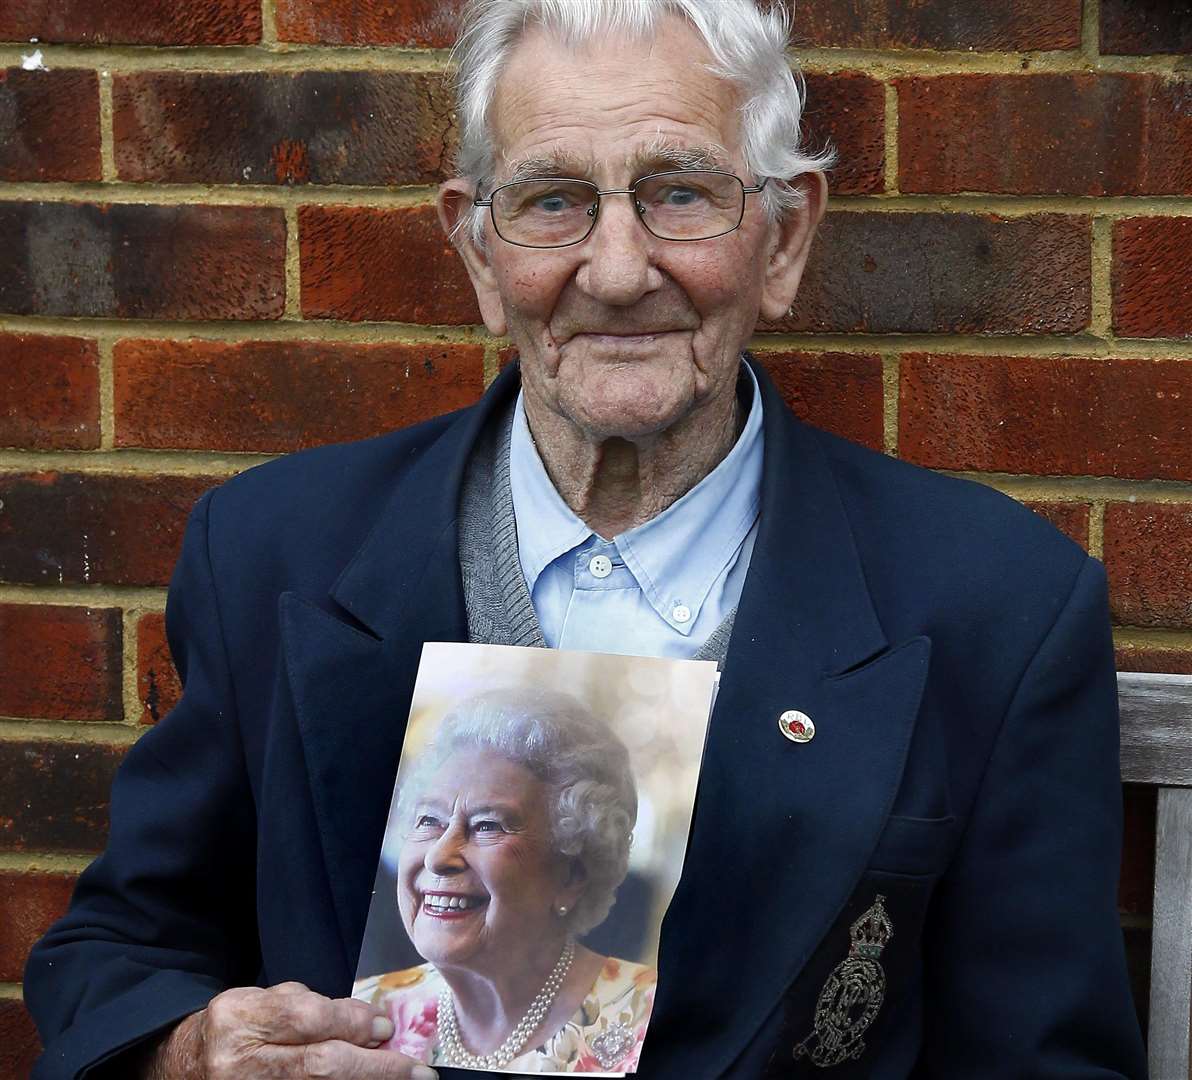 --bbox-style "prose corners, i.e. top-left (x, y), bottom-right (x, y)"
top-left (1117, 673), bottom-right (1192, 786)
